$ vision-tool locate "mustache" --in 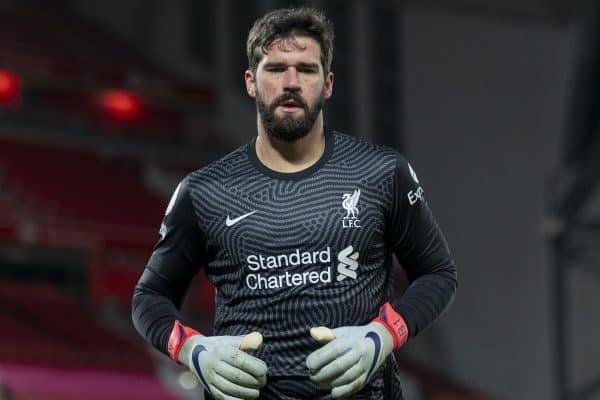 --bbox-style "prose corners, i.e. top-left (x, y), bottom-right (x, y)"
top-left (270, 92), bottom-right (308, 111)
